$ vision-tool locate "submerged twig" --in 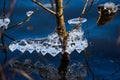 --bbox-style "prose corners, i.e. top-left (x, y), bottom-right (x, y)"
top-left (12, 69), bottom-right (33, 80)
top-left (3, 33), bottom-right (15, 41)
top-left (84, 49), bottom-right (95, 80)
top-left (58, 52), bottom-right (70, 77)
top-left (0, 66), bottom-right (5, 80)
